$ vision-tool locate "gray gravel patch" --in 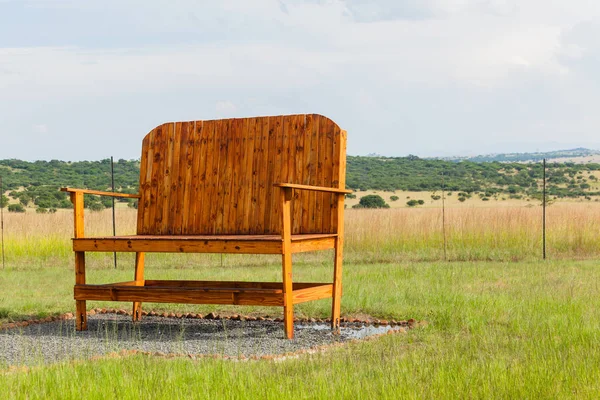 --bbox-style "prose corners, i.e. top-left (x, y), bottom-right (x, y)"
top-left (0, 314), bottom-right (404, 367)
